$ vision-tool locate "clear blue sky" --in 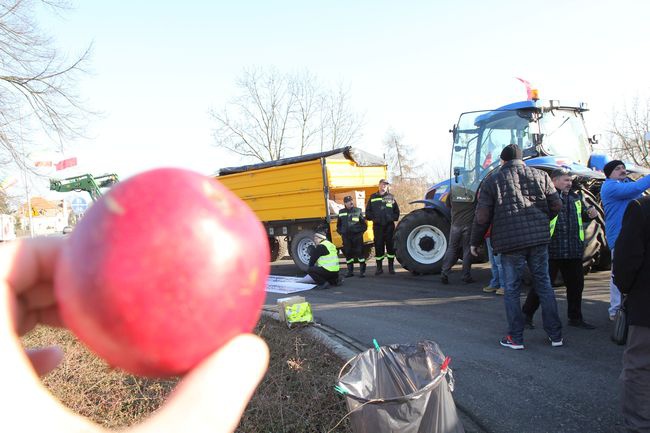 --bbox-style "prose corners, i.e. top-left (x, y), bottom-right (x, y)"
top-left (23, 0), bottom-right (650, 199)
